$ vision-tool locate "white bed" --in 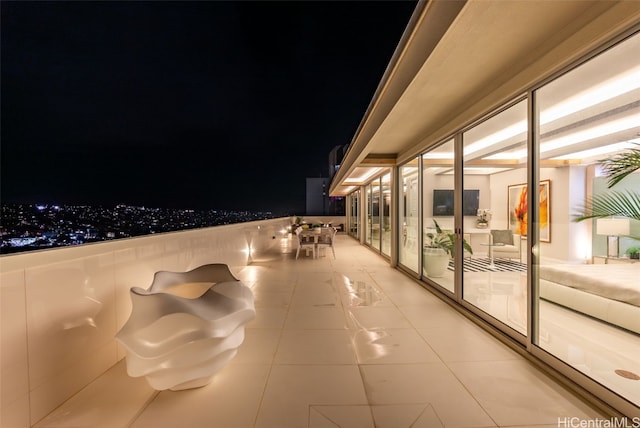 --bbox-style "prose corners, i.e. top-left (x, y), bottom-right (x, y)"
top-left (539, 263), bottom-right (640, 334)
